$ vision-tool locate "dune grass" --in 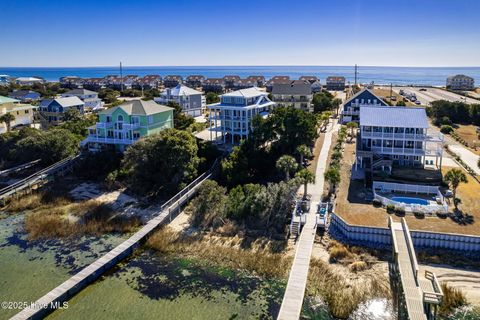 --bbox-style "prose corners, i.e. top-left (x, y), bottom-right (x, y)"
top-left (306, 258), bottom-right (390, 319)
top-left (439, 282), bottom-right (468, 317)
